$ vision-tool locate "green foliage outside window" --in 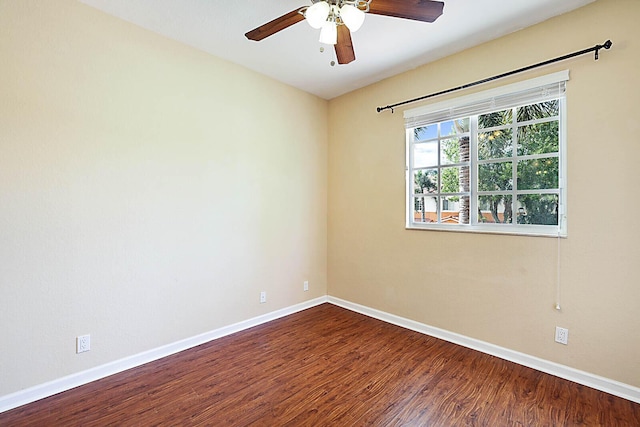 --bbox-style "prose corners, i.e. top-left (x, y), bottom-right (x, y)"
top-left (413, 100), bottom-right (560, 226)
